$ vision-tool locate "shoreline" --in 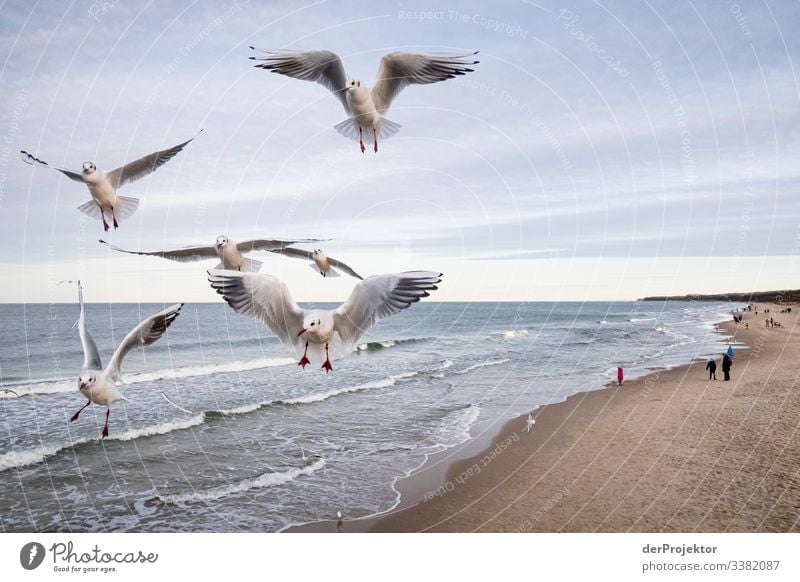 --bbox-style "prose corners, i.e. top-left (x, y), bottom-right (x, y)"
top-left (292, 304), bottom-right (800, 533)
